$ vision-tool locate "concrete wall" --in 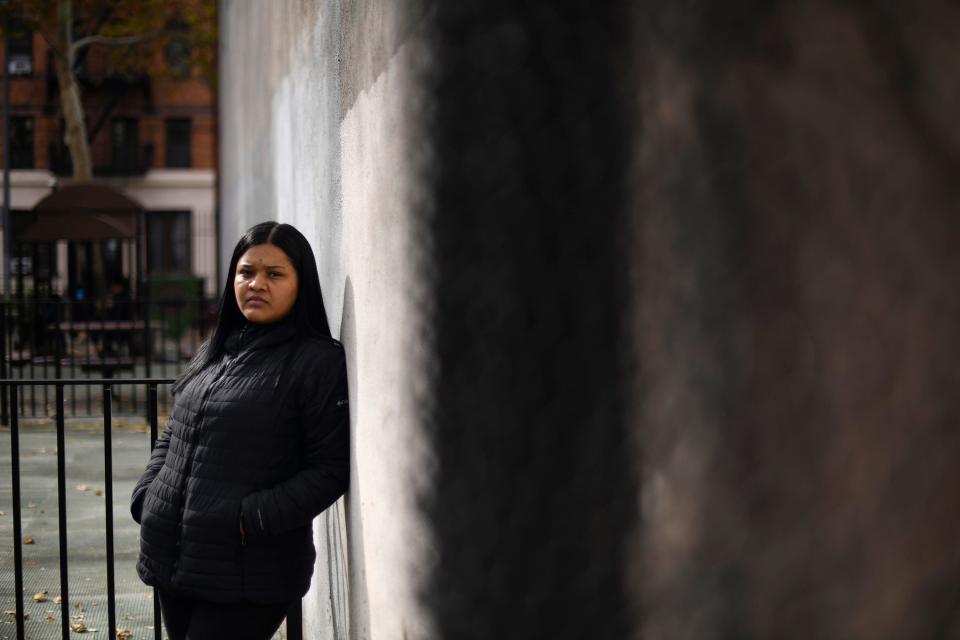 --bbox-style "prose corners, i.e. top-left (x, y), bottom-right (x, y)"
top-left (220, 2), bottom-right (434, 638)
top-left (221, 1), bottom-right (960, 639)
